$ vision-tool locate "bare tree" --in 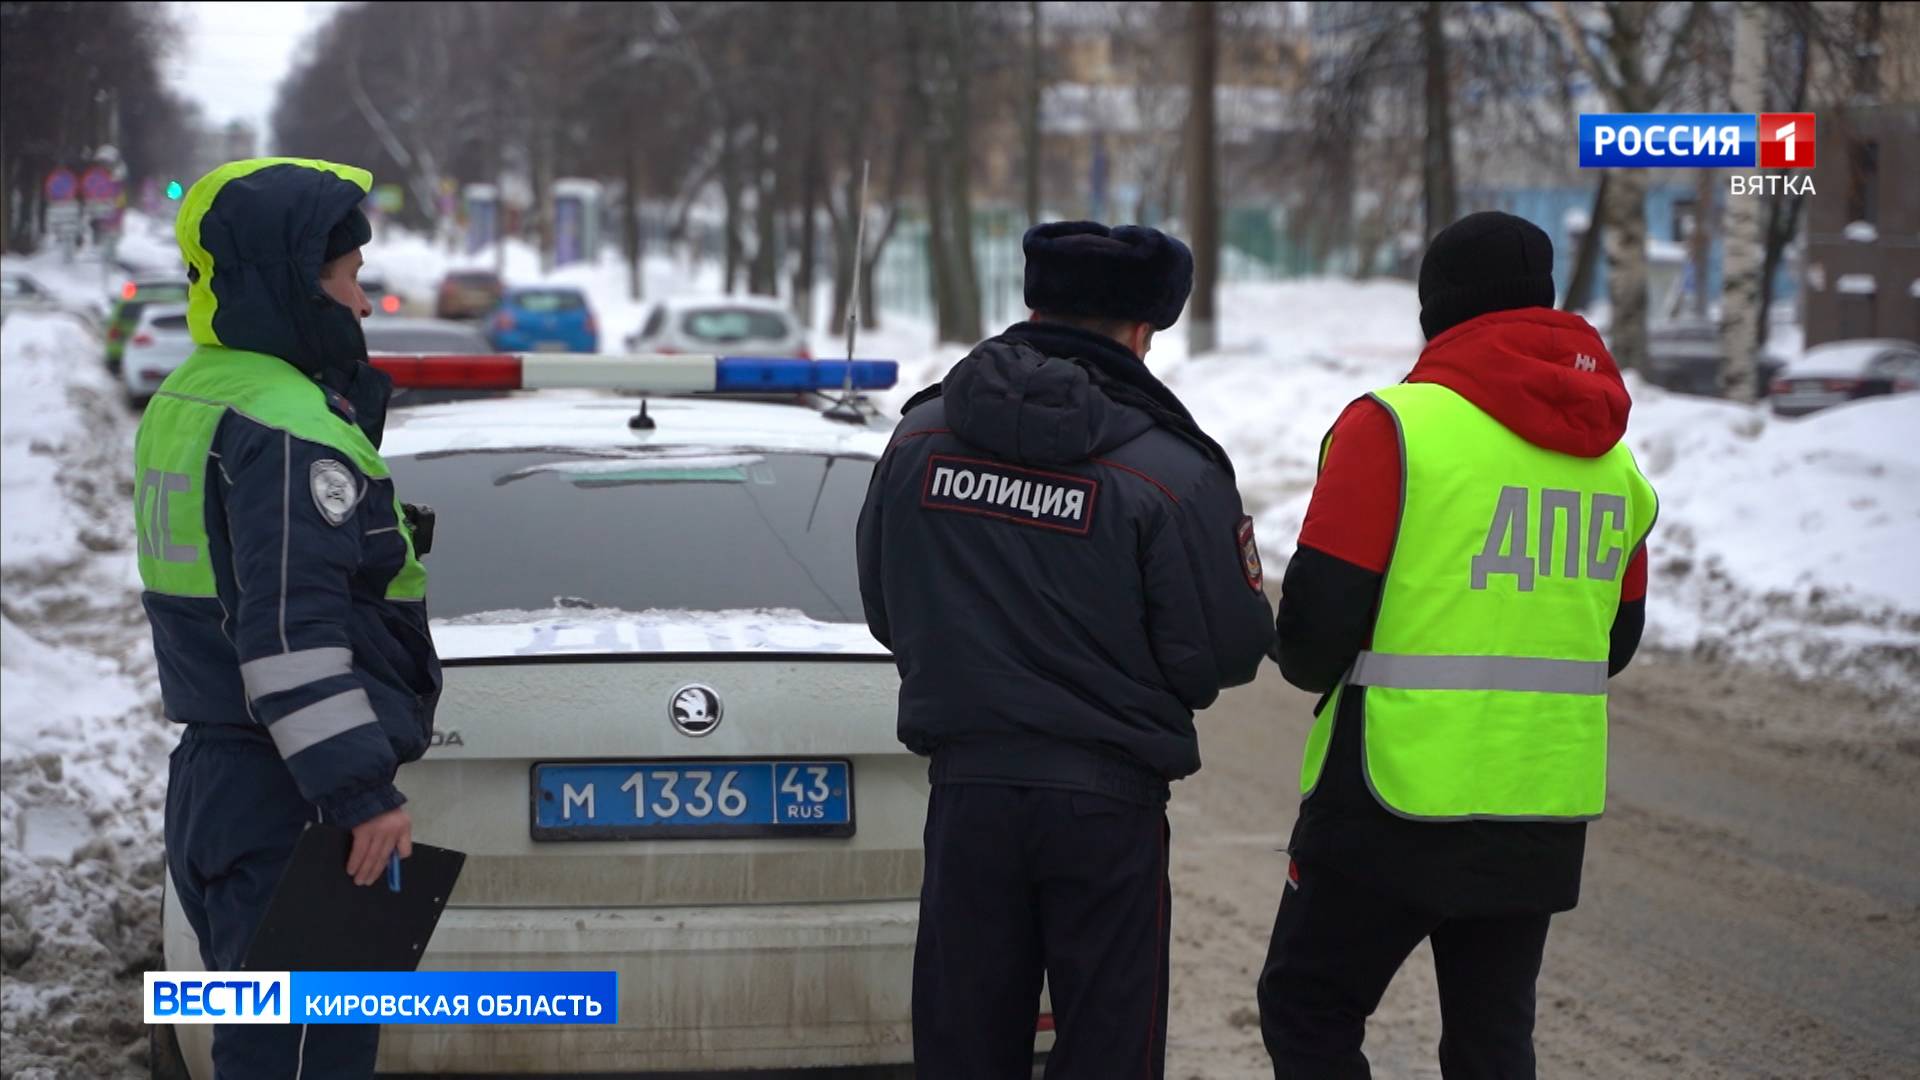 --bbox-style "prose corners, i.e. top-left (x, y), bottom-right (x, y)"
top-left (1421, 0), bottom-right (1458, 238)
top-left (1186, 0), bottom-right (1221, 354)
top-left (1717, 1), bottom-right (1770, 402)
top-left (1556, 0), bottom-right (1712, 372)
top-left (1024, 0), bottom-right (1045, 227)
top-left (2, 2), bottom-right (193, 251)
